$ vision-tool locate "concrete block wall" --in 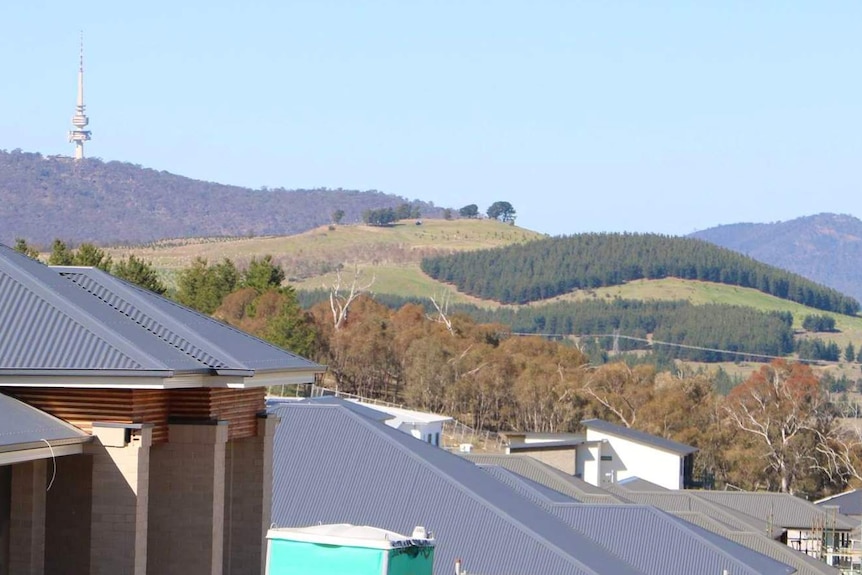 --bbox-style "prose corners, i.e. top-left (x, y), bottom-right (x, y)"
top-left (87, 426), bottom-right (152, 575)
top-left (223, 416), bottom-right (276, 575)
top-left (45, 454), bottom-right (93, 575)
top-left (9, 460), bottom-right (46, 575)
top-left (513, 447), bottom-right (577, 475)
top-left (148, 422), bottom-right (228, 575)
